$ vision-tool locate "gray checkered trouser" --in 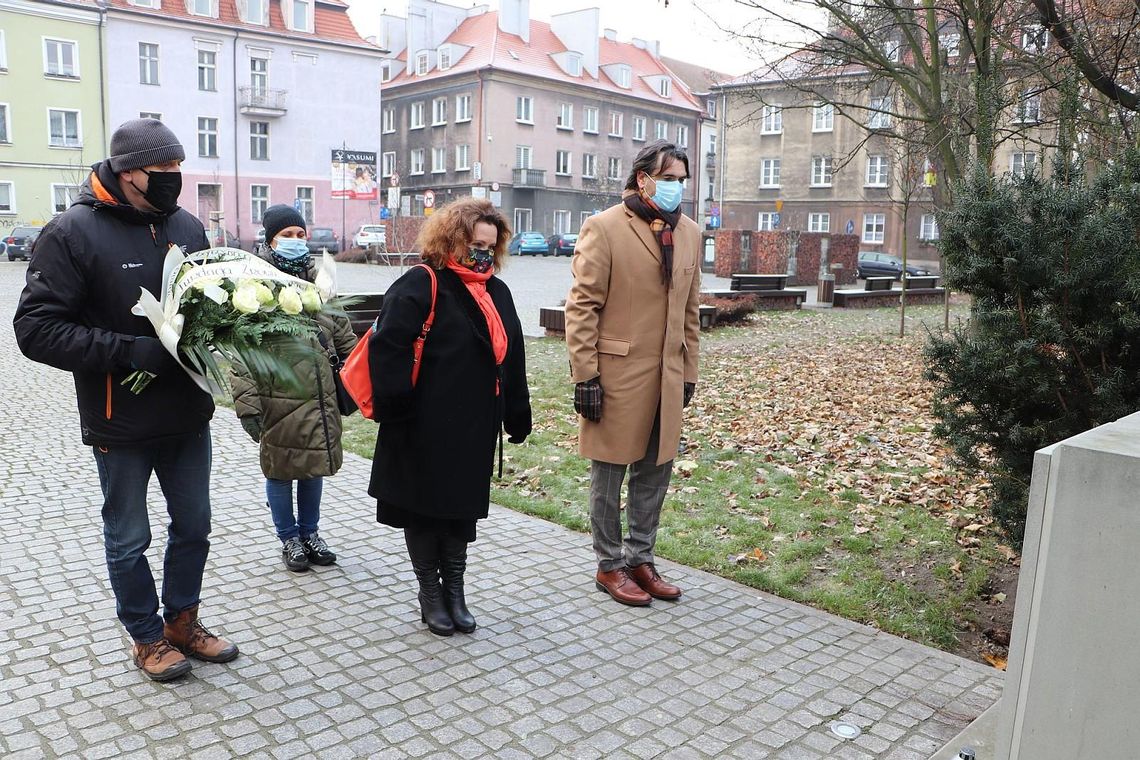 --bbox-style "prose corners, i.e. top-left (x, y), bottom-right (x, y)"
top-left (589, 413), bottom-right (674, 571)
